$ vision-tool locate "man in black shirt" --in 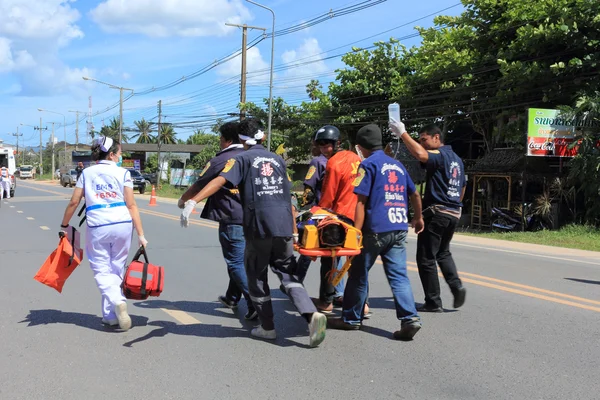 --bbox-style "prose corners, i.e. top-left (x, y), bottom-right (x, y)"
top-left (390, 120), bottom-right (467, 312)
top-left (181, 119), bottom-right (327, 347)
